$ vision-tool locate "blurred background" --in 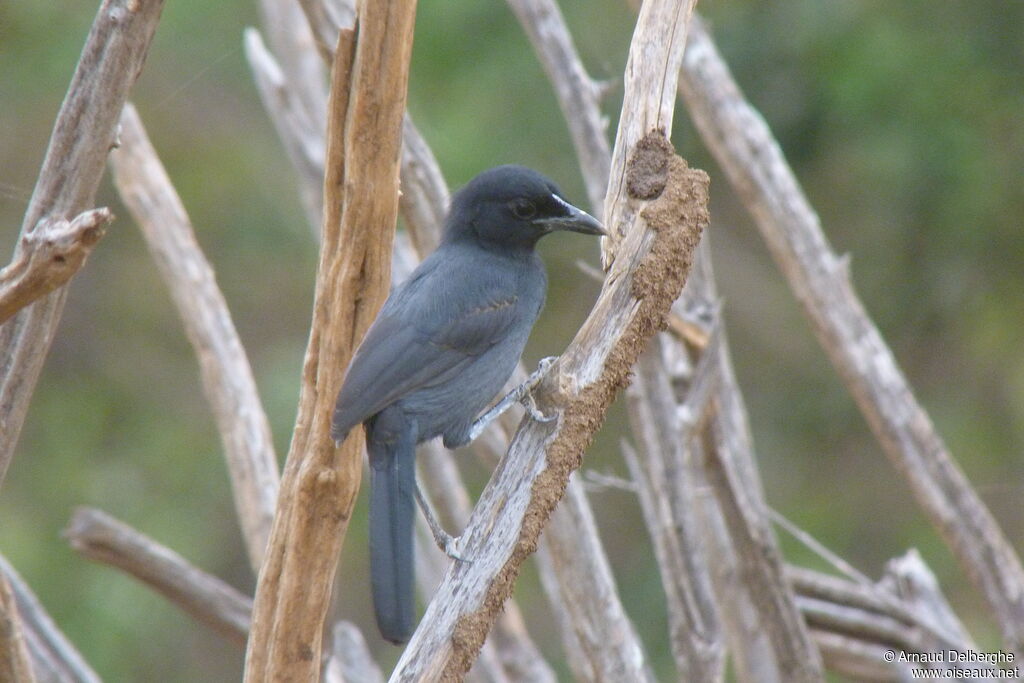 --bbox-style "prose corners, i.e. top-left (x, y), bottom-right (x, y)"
top-left (1, 0), bottom-right (1022, 679)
